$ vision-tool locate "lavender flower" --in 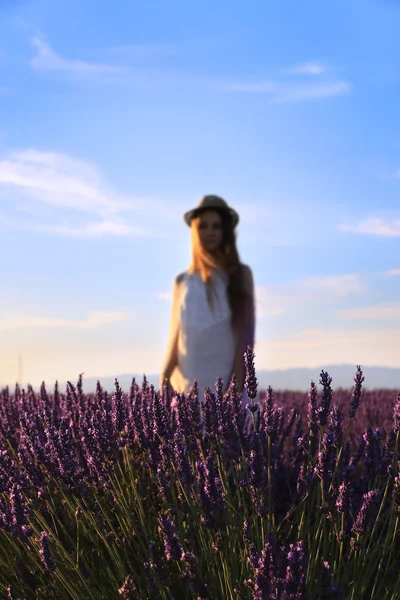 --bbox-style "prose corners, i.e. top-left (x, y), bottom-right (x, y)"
top-left (362, 427), bottom-right (383, 479)
top-left (187, 379), bottom-right (203, 441)
top-left (244, 346), bottom-right (258, 401)
top-left (314, 431), bottom-right (337, 490)
top-left (349, 366), bottom-right (364, 418)
top-left (263, 386), bottom-right (276, 437)
top-left (173, 433), bottom-right (193, 486)
top-left (243, 519), bottom-right (252, 544)
top-left (112, 378), bottom-right (127, 434)
top-left (181, 551), bottom-right (215, 598)
top-left (392, 463), bottom-right (400, 511)
top-left (10, 483), bottom-right (29, 529)
top-left (151, 390), bottom-right (169, 440)
top-left (251, 540), bottom-right (276, 599)
top-left (214, 376), bottom-right (225, 436)
top-left (203, 388), bottom-right (218, 439)
top-left (39, 531), bottom-right (56, 571)
top-left (329, 404), bottom-right (343, 448)
top-left (336, 480), bottom-right (353, 515)
top-left (282, 541), bottom-right (308, 600)
top-left (247, 434), bottom-right (266, 516)
top-left (158, 515), bottom-right (185, 561)
top-left (307, 381), bottom-right (319, 455)
top-left (118, 574), bottom-right (137, 599)
top-left (352, 489), bottom-right (381, 535)
top-left (317, 371), bottom-right (333, 427)
top-left (393, 393), bottom-right (400, 435)
top-left (7, 586), bottom-right (17, 599)
top-left (196, 453), bottom-right (226, 529)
